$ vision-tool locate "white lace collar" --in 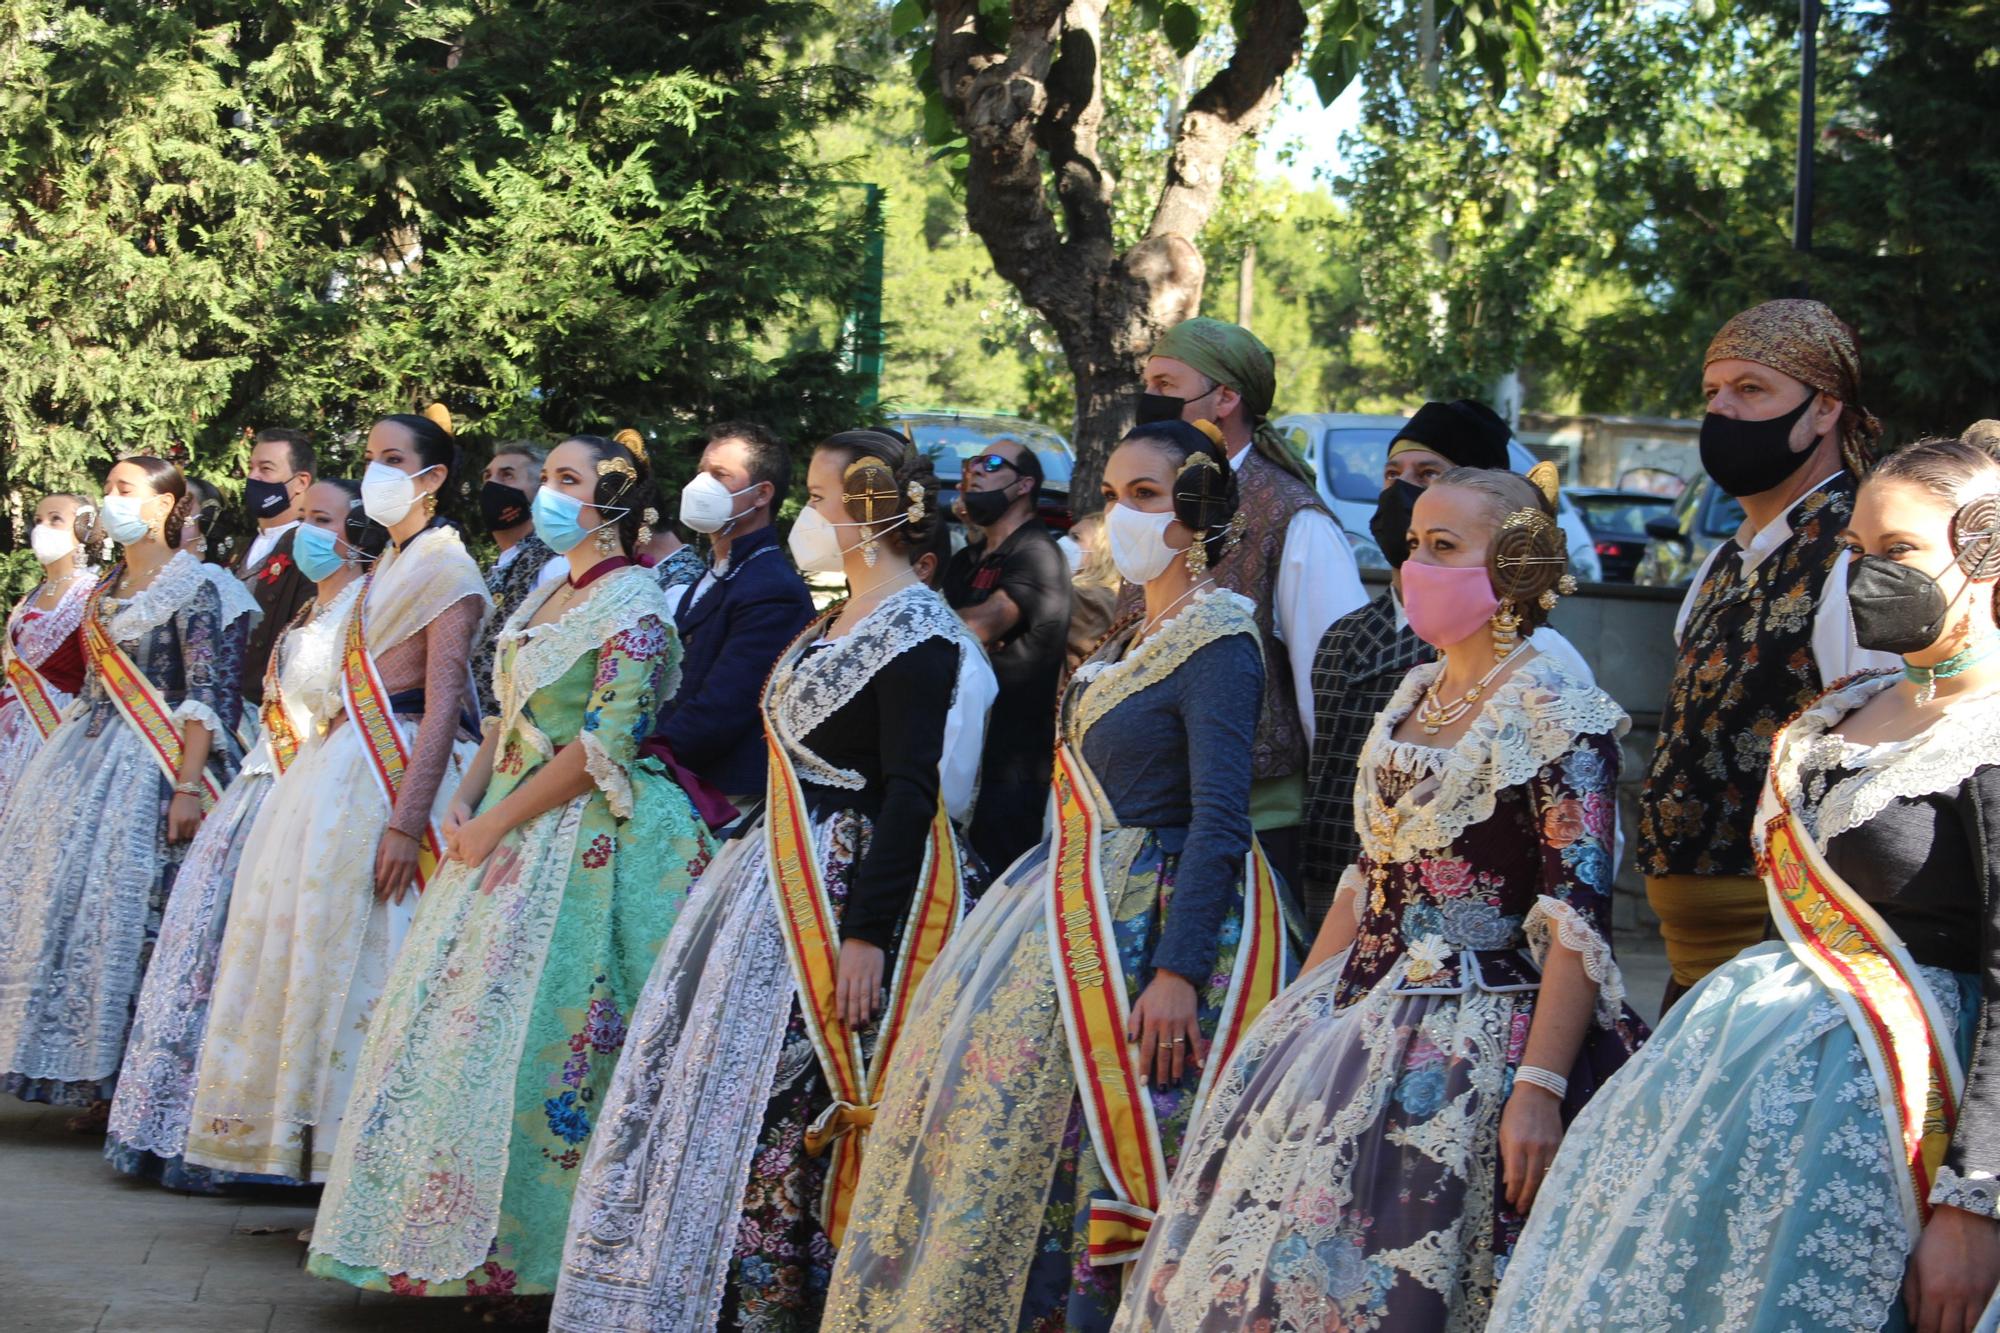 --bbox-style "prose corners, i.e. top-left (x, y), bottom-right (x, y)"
top-left (1066, 590), bottom-right (1257, 744)
top-left (766, 582), bottom-right (969, 791)
top-left (1359, 653), bottom-right (1630, 862)
top-left (6, 569), bottom-right (95, 665)
top-left (495, 567), bottom-right (673, 734)
top-left (101, 552), bottom-right (259, 645)
top-left (1778, 670), bottom-right (2000, 847)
